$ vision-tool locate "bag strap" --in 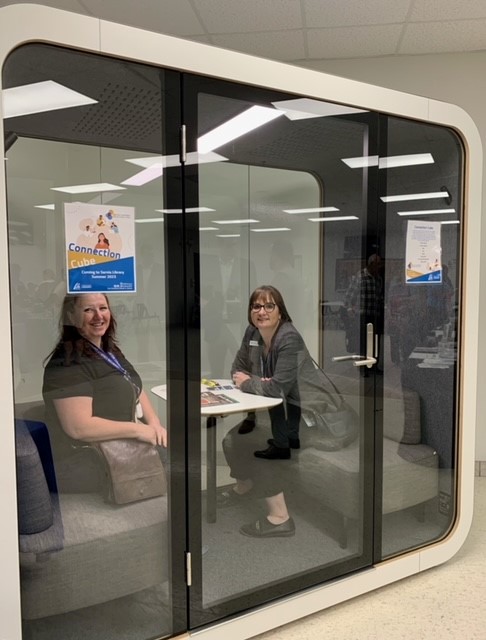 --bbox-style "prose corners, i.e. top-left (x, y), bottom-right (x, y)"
top-left (311, 357), bottom-right (345, 402)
